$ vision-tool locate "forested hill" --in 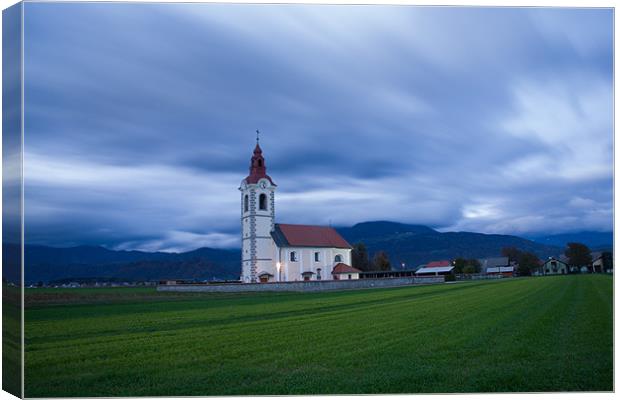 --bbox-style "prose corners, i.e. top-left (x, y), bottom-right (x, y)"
top-left (6, 244), bottom-right (241, 284)
top-left (335, 221), bottom-right (563, 268)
